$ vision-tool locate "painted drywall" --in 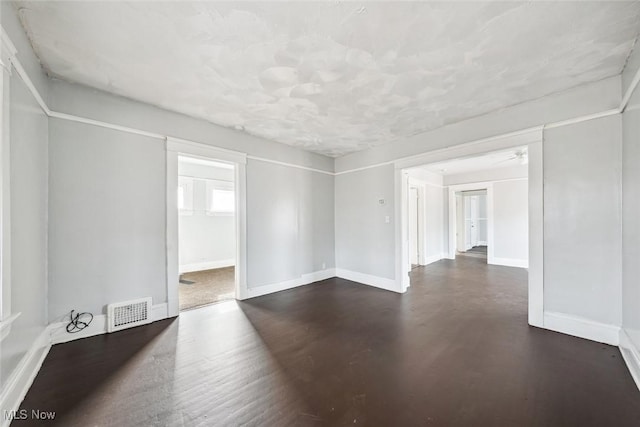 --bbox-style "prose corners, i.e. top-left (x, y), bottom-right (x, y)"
top-left (178, 161), bottom-right (235, 273)
top-left (0, 69), bottom-right (48, 390)
top-left (544, 115), bottom-right (622, 326)
top-left (48, 118), bottom-right (167, 322)
top-left (247, 159), bottom-right (335, 288)
top-left (406, 169), bottom-right (444, 263)
top-left (442, 166), bottom-right (528, 263)
top-left (622, 56), bottom-right (640, 355)
top-left (478, 194), bottom-right (488, 243)
top-left (16, 2), bottom-right (640, 156)
top-left (336, 76), bottom-right (621, 172)
top-left (493, 180), bottom-right (528, 262)
top-left (335, 164), bottom-right (395, 280)
top-left (48, 79), bottom-right (333, 173)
